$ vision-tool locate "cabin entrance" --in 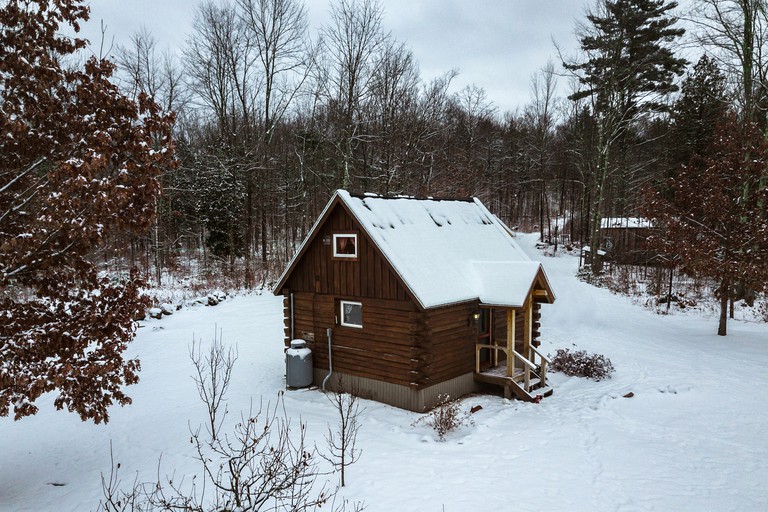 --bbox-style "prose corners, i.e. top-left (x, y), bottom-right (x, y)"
top-left (473, 301), bottom-right (553, 402)
top-left (476, 308), bottom-right (492, 369)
